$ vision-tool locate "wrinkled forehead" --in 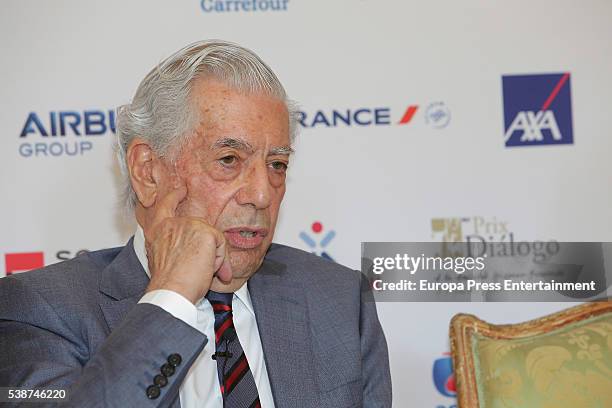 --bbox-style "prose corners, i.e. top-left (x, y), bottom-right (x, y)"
top-left (189, 78), bottom-right (291, 151)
